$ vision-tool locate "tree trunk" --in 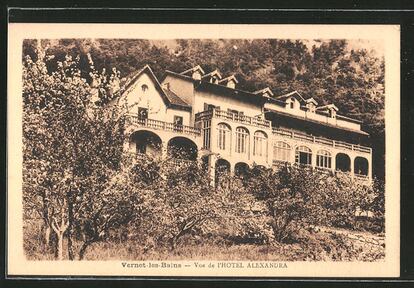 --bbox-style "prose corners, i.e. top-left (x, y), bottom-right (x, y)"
top-left (78, 242), bottom-right (90, 260)
top-left (44, 225), bottom-right (51, 246)
top-left (51, 208), bottom-right (69, 261)
top-left (67, 198), bottom-right (74, 260)
top-left (56, 231), bottom-right (64, 260)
